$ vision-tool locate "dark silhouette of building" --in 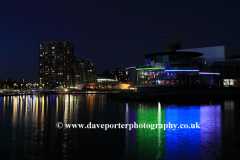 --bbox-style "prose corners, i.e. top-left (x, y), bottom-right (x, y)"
top-left (97, 68), bottom-right (129, 83)
top-left (97, 69), bottom-right (116, 83)
top-left (212, 60), bottom-right (240, 87)
top-left (74, 56), bottom-right (97, 84)
top-left (114, 68), bottom-right (129, 82)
